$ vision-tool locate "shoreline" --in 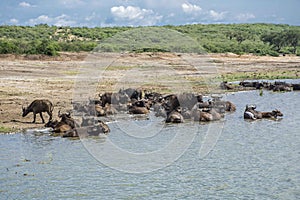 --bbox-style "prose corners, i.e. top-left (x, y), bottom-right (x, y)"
top-left (1, 52), bottom-right (300, 133)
